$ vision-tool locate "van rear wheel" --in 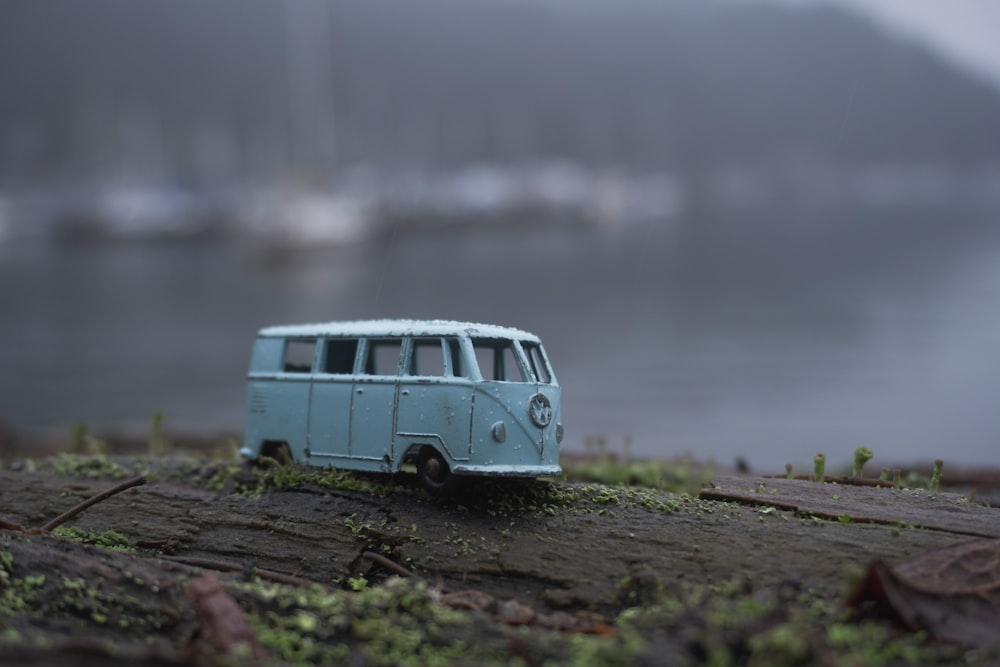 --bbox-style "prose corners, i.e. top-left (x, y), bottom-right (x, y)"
top-left (417, 447), bottom-right (457, 493)
top-left (262, 441), bottom-right (293, 466)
